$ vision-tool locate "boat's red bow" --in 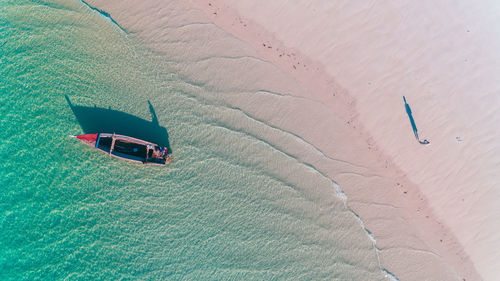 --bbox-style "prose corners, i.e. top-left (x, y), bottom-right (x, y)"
top-left (76, 134), bottom-right (98, 143)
